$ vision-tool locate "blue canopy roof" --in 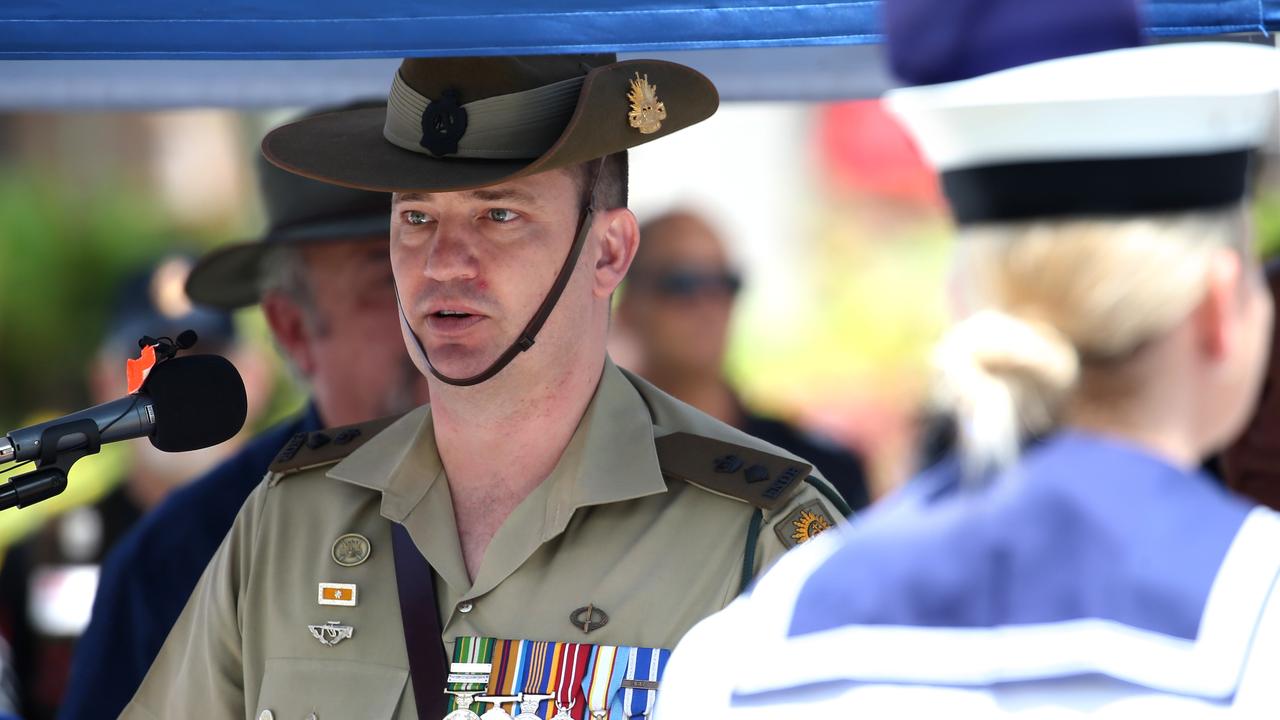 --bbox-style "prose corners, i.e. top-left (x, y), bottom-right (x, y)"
top-left (1, 0), bottom-right (1271, 60)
